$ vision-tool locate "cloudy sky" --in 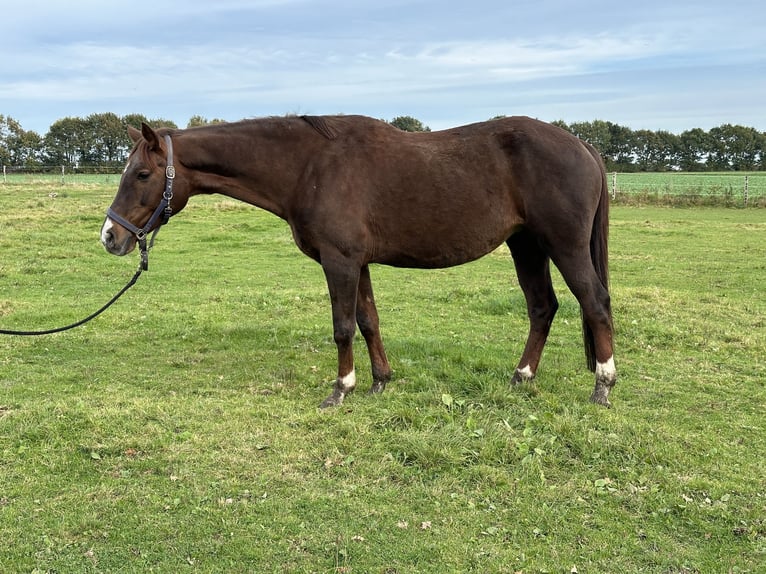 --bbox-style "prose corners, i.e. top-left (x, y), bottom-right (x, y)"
top-left (2, 0), bottom-right (764, 135)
